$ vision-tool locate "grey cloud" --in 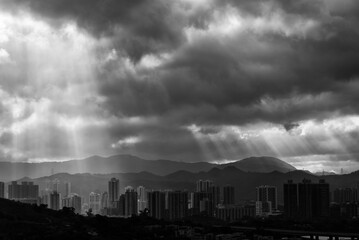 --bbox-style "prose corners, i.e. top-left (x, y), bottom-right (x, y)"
top-left (283, 123), bottom-right (300, 132)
